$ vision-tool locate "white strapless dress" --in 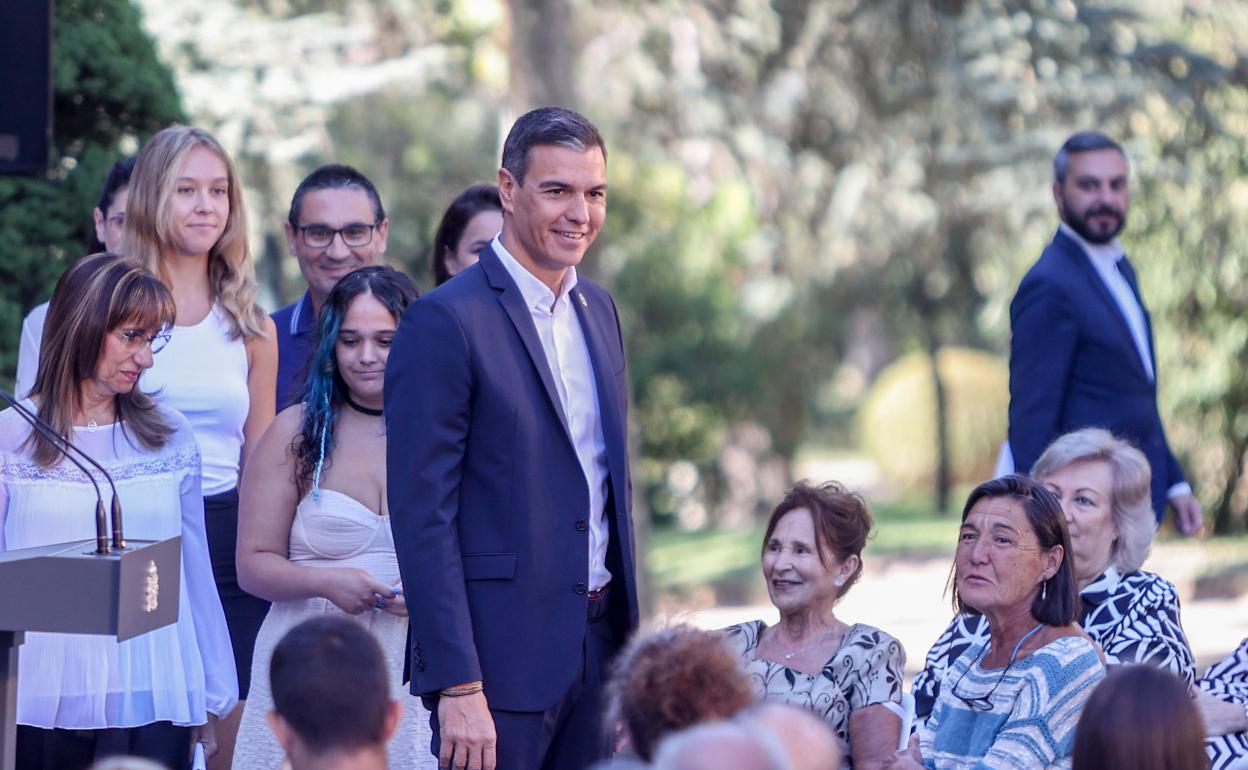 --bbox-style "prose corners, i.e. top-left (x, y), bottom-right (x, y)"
top-left (232, 489), bottom-right (434, 769)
